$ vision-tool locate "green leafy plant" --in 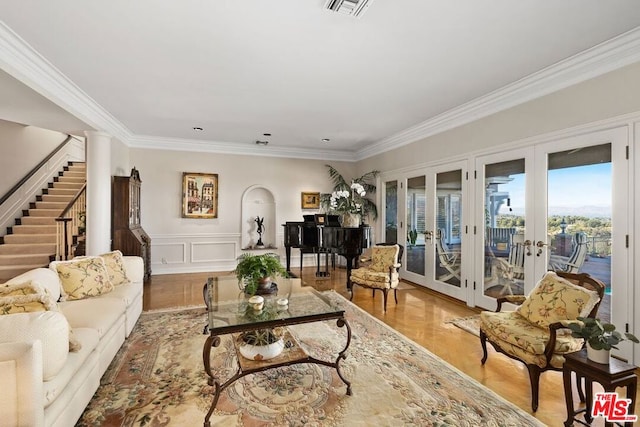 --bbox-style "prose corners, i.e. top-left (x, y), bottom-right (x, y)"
top-left (233, 253), bottom-right (287, 295)
top-left (568, 317), bottom-right (639, 351)
top-left (240, 327), bottom-right (284, 346)
top-left (238, 304), bottom-right (283, 345)
top-left (408, 229), bottom-right (418, 246)
top-left (320, 165), bottom-right (379, 222)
